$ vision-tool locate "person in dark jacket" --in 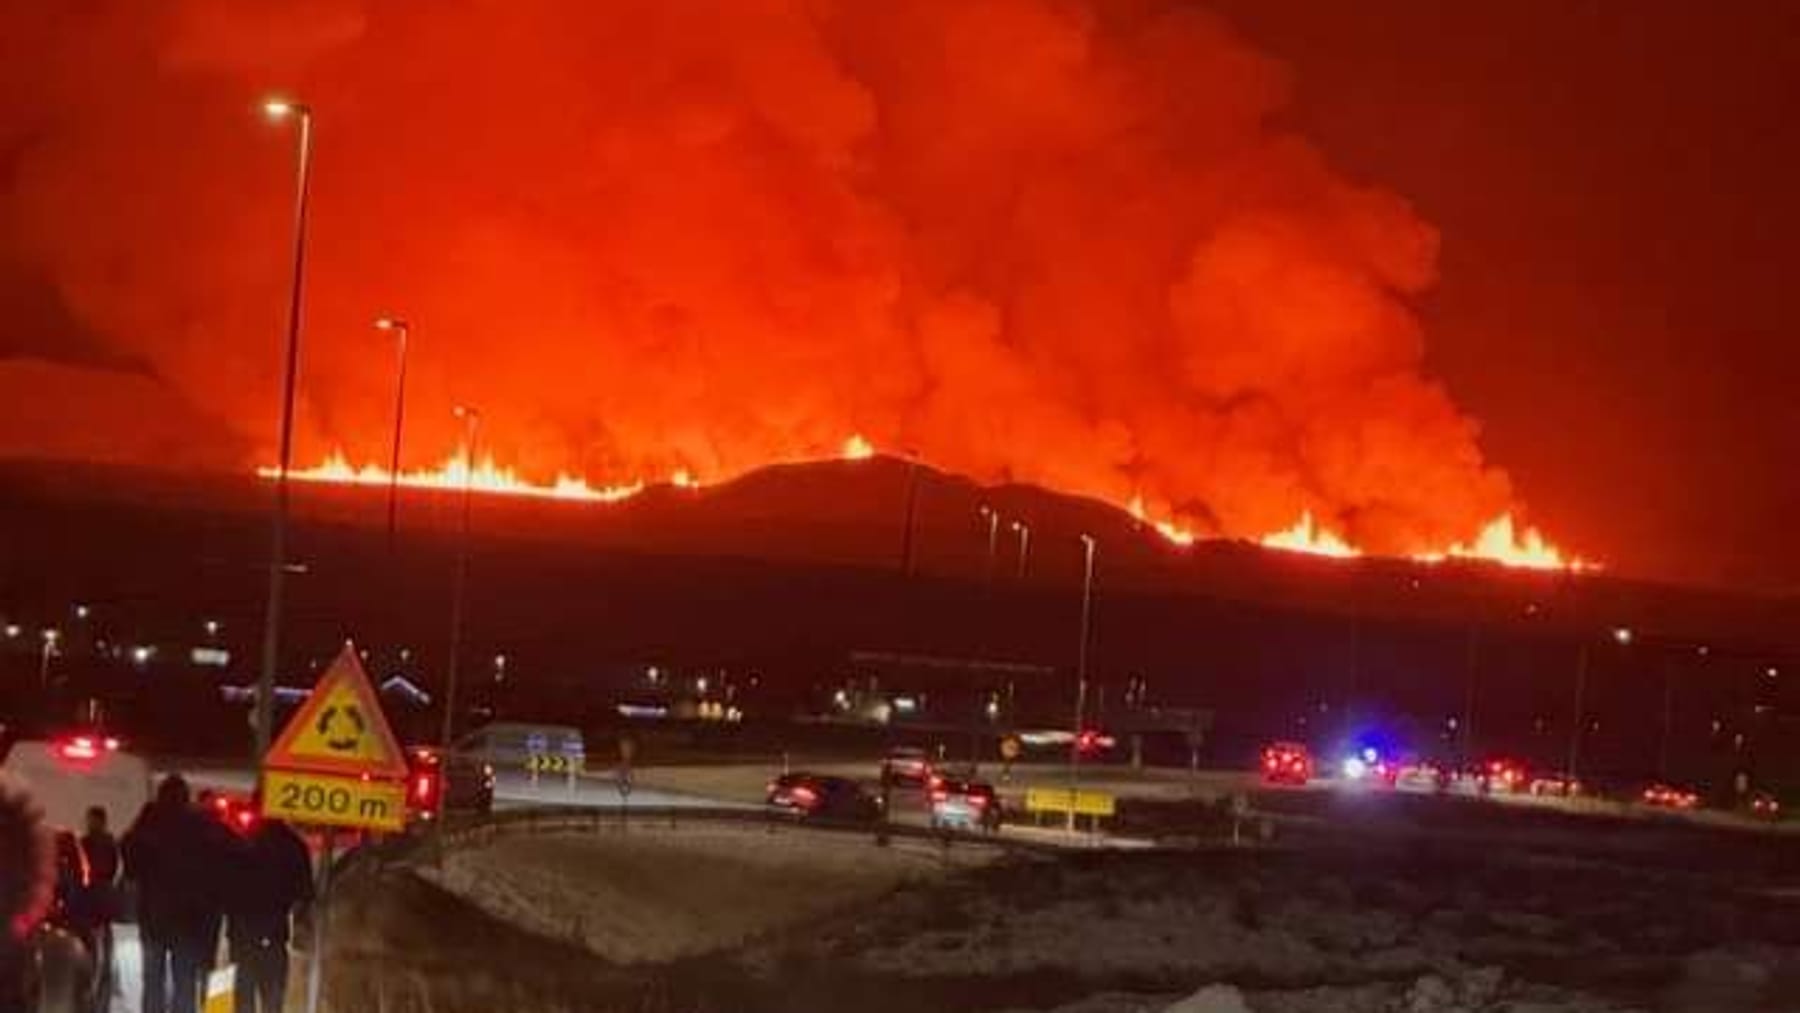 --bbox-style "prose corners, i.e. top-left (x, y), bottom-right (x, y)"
top-left (0, 774), bottom-right (54, 1013)
top-left (225, 817), bottom-right (312, 1013)
top-left (78, 805), bottom-right (120, 994)
top-left (122, 776), bottom-right (233, 1013)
